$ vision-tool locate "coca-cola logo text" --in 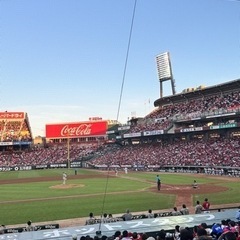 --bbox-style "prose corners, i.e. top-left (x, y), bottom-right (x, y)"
top-left (61, 124), bottom-right (92, 136)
